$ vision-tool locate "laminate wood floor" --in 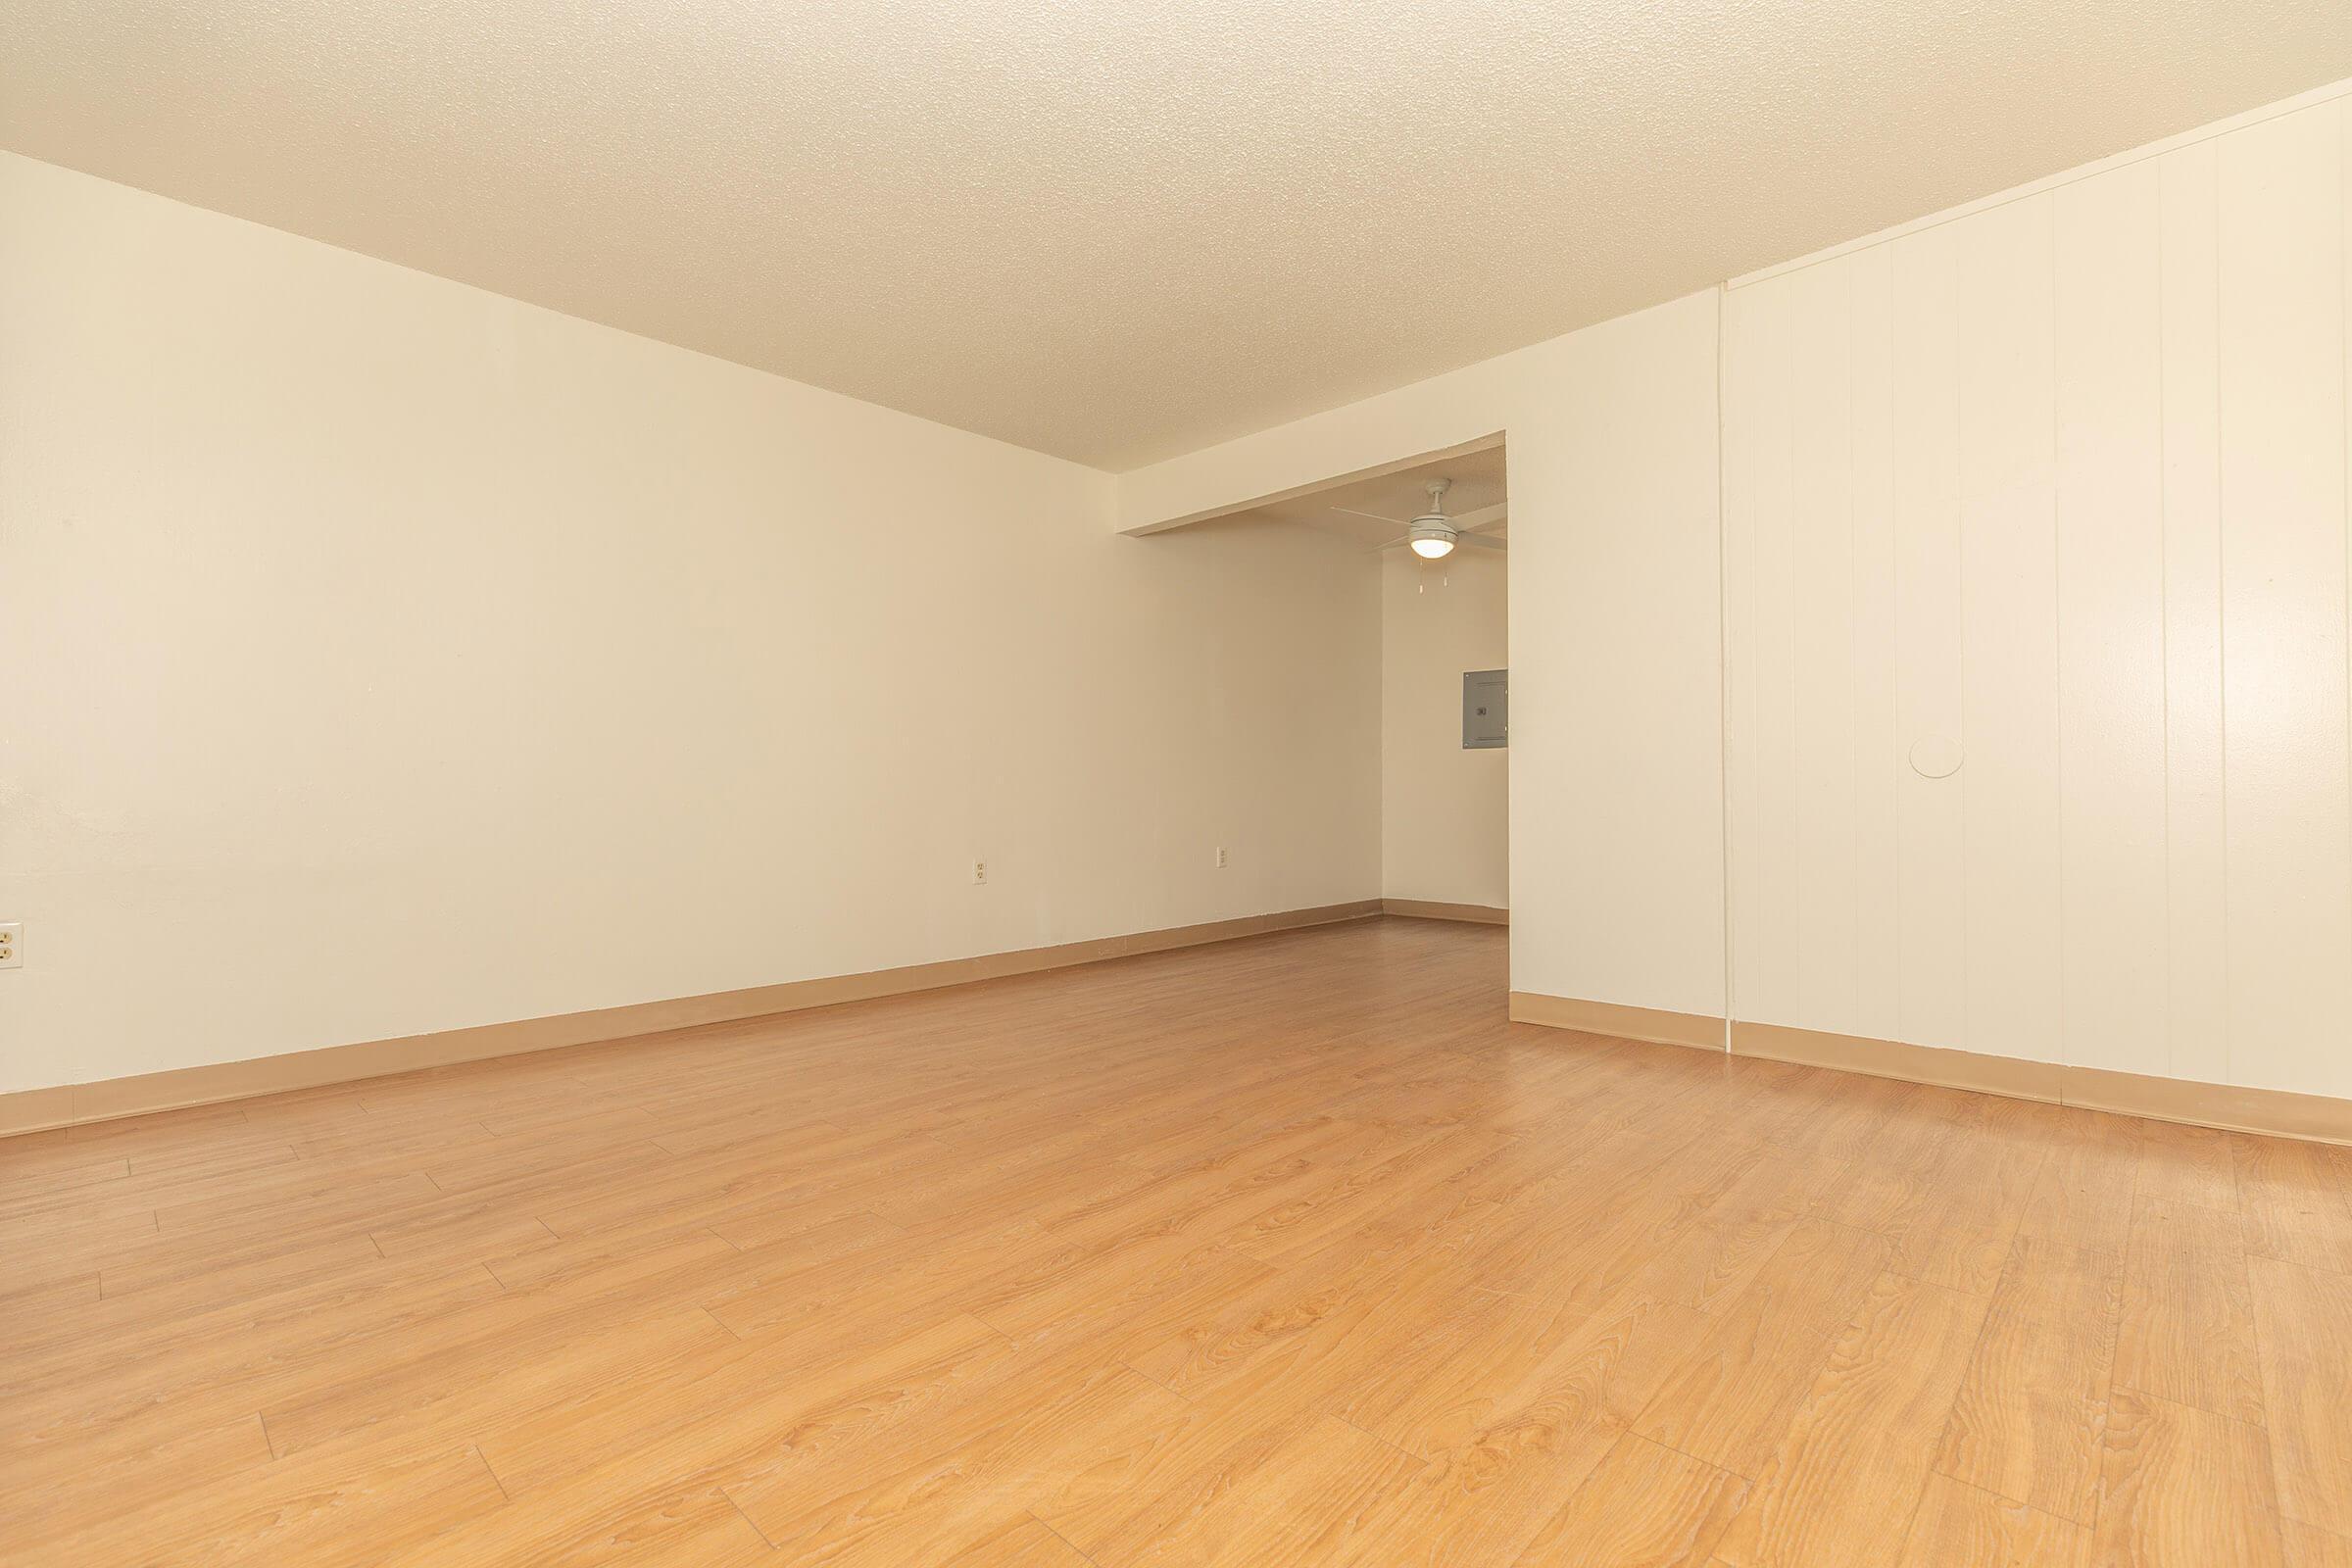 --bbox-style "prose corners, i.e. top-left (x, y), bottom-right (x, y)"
top-left (5, 917), bottom-right (2349, 1566)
